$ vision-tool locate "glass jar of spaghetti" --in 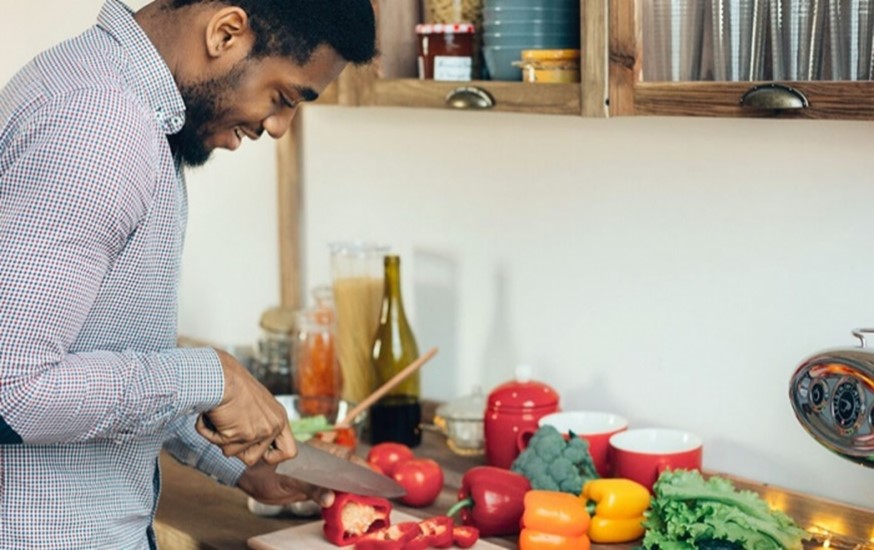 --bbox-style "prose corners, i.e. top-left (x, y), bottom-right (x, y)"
top-left (416, 23), bottom-right (476, 81)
